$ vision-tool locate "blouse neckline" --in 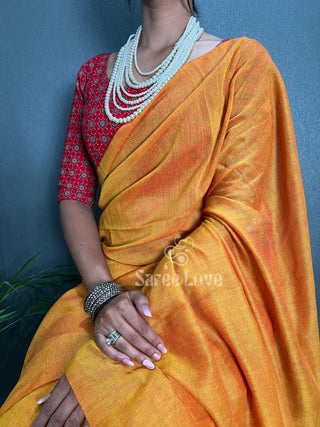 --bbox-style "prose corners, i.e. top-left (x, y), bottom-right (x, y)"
top-left (105, 38), bottom-right (232, 89)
